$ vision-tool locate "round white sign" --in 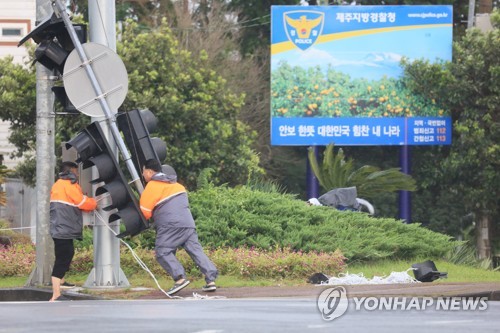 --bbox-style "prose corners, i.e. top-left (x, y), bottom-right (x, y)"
top-left (63, 42), bottom-right (128, 117)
